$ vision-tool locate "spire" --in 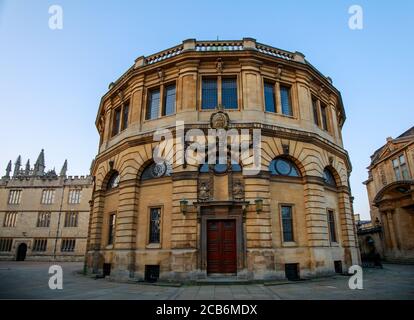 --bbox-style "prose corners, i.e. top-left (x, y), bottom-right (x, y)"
top-left (25, 159), bottom-right (31, 175)
top-left (60, 159), bottom-right (68, 177)
top-left (34, 149), bottom-right (45, 176)
top-left (13, 155), bottom-right (21, 177)
top-left (5, 160), bottom-right (12, 177)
